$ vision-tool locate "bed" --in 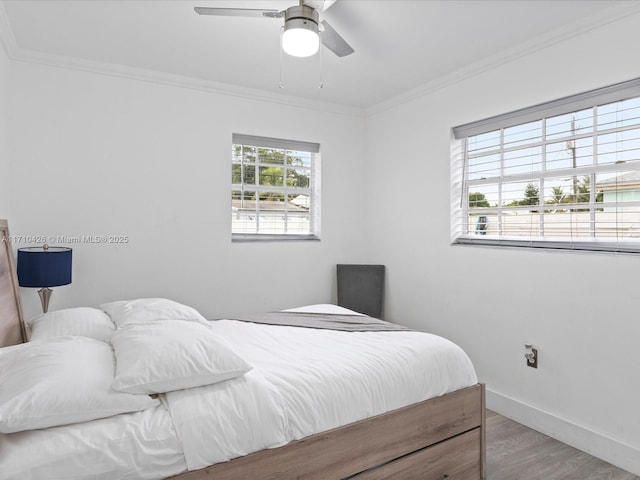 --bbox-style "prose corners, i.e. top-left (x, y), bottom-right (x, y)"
top-left (0, 219), bottom-right (486, 480)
